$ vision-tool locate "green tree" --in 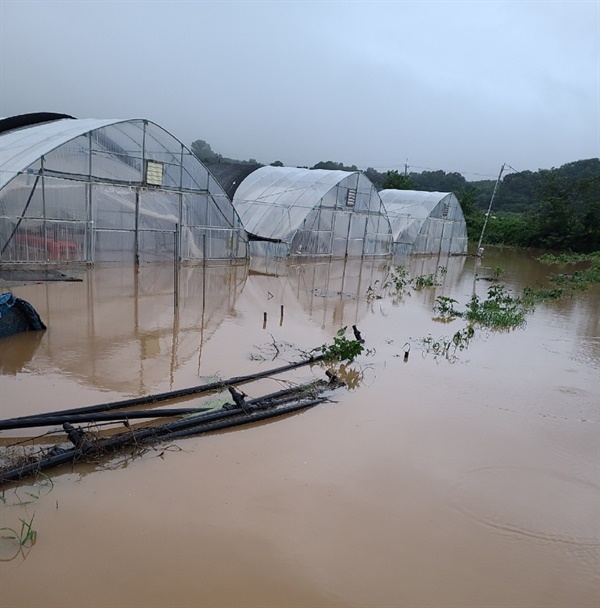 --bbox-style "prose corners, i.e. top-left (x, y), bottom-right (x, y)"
top-left (191, 139), bottom-right (220, 164)
top-left (190, 138), bottom-right (263, 166)
top-left (364, 167), bottom-right (385, 189)
top-left (527, 170), bottom-right (581, 250)
top-left (382, 170), bottom-right (416, 190)
top-left (311, 160), bottom-right (358, 172)
top-left (457, 188), bottom-right (483, 240)
top-left (411, 170), bottom-right (467, 193)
